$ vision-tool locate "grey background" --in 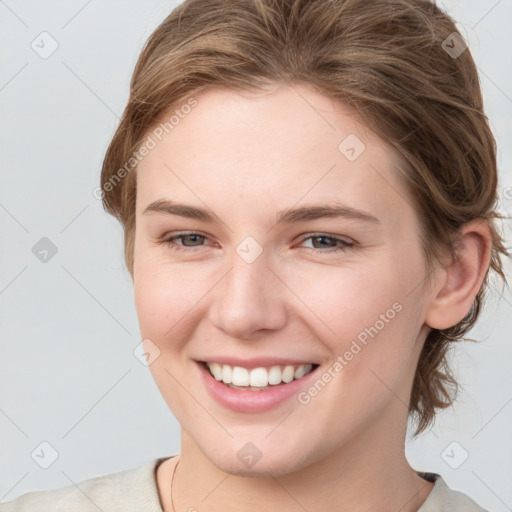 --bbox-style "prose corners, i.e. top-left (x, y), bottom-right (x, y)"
top-left (0, 0), bottom-right (510, 510)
